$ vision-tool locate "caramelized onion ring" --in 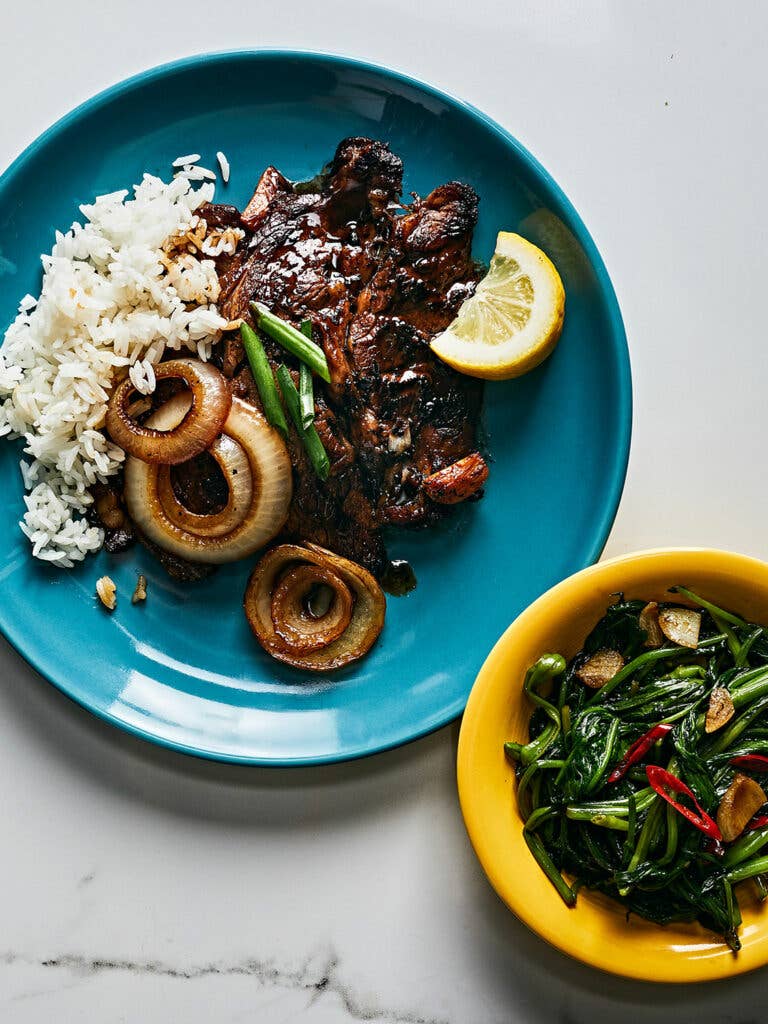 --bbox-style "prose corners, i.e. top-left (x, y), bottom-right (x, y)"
top-left (156, 433), bottom-right (253, 538)
top-left (107, 358), bottom-right (231, 464)
top-left (124, 393), bottom-right (292, 563)
top-left (244, 543), bottom-right (386, 672)
top-left (271, 564), bottom-right (354, 654)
